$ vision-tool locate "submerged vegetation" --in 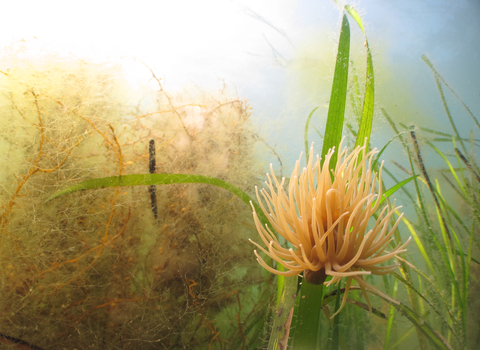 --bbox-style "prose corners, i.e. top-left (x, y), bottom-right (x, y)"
top-left (0, 3), bottom-right (478, 350)
top-left (0, 43), bottom-right (273, 349)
